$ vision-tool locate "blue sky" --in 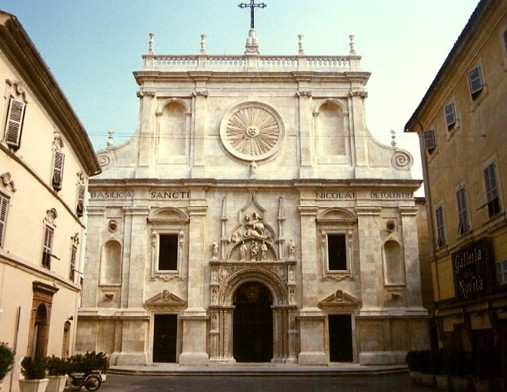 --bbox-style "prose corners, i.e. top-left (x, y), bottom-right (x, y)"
top-left (1, 0), bottom-right (480, 181)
